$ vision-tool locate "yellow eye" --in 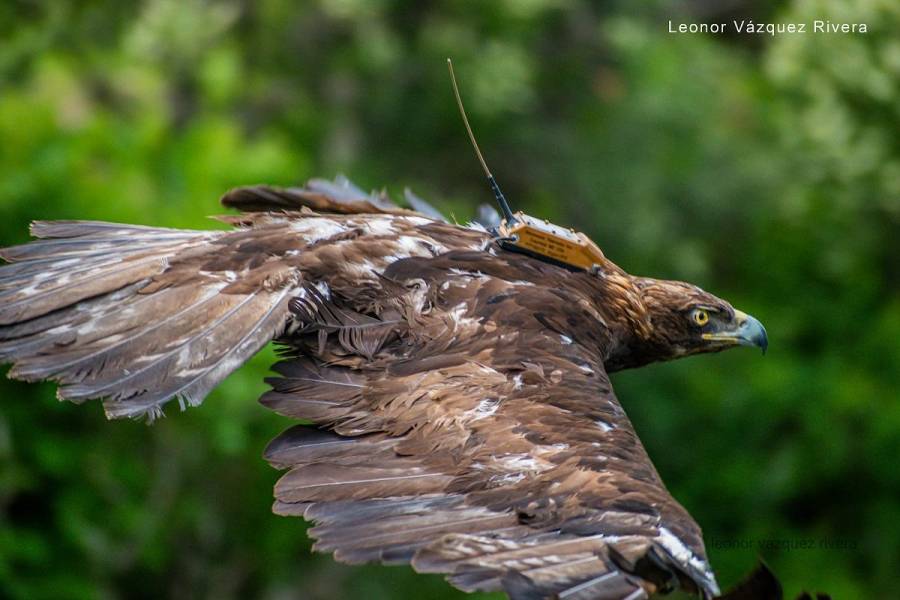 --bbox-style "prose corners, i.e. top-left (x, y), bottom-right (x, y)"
top-left (692, 309), bottom-right (709, 326)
